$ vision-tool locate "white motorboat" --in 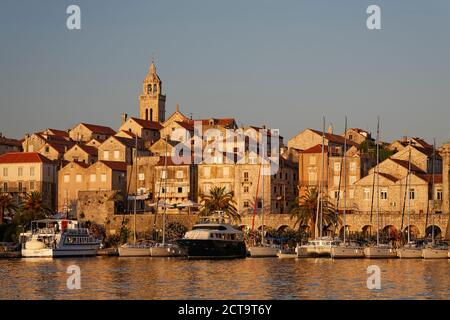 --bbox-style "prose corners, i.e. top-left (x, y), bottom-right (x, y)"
top-left (297, 237), bottom-right (341, 258)
top-left (21, 219), bottom-right (101, 258)
top-left (150, 243), bottom-right (184, 257)
top-left (422, 244), bottom-right (449, 259)
top-left (364, 244), bottom-right (397, 259)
